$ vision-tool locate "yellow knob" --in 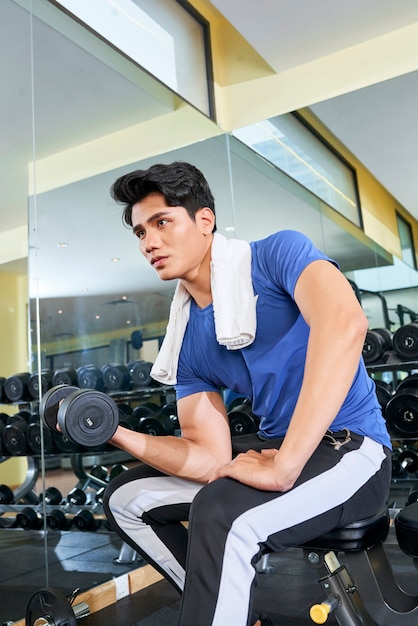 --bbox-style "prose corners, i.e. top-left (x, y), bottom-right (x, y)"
top-left (310, 603), bottom-right (331, 624)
